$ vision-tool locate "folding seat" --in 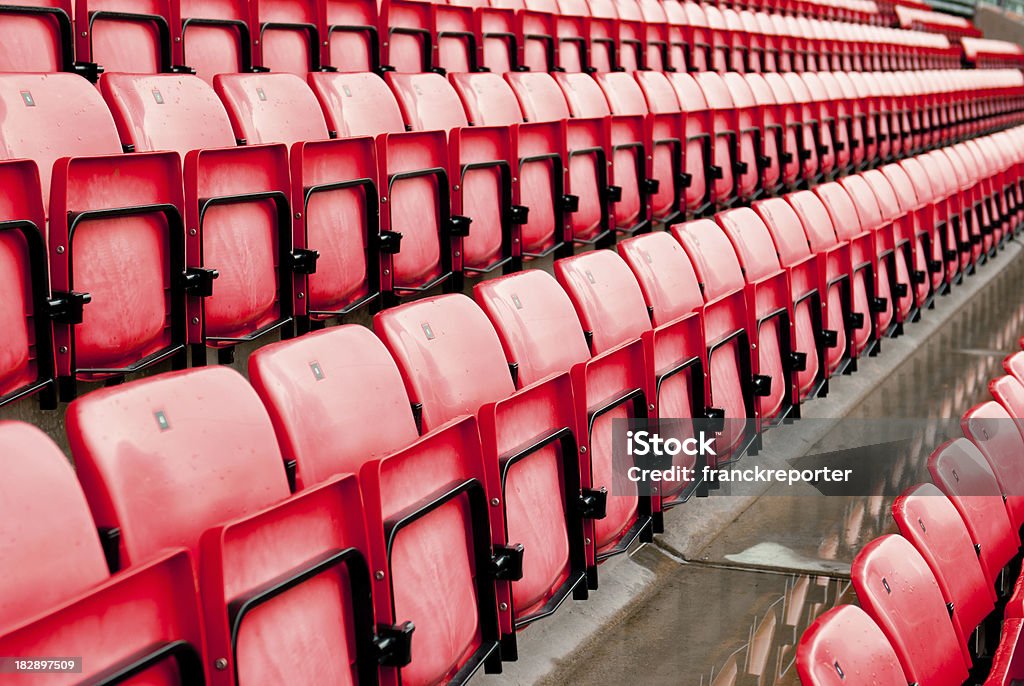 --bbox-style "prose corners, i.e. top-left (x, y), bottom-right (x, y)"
top-left (310, 72), bottom-right (461, 300)
top-left (814, 72), bottom-right (854, 177)
top-left (547, 0), bottom-right (595, 72)
top-left (618, 230), bottom-right (755, 463)
top-left (73, 0), bottom-right (179, 77)
top-left (892, 483), bottom-right (996, 659)
top-left (657, 0), bottom-right (692, 73)
top-left (940, 146), bottom-right (985, 271)
top-left (673, 219), bottom-right (785, 438)
top-left (929, 438), bottom-right (1021, 596)
top-left (786, 190), bottom-right (865, 367)
top-left (248, 0), bottom-right (324, 75)
top-left (852, 535), bottom-right (971, 686)
top-left (450, 71), bottom-right (573, 259)
top-left (721, 73), bottom-right (768, 203)
top-left (879, 162), bottom-right (935, 315)
top-left (381, 0), bottom-right (478, 73)
top-left (0, 0), bottom-right (75, 72)
top-left (0, 422), bottom-right (206, 684)
top-left (693, 72), bottom-right (742, 210)
top-left (636, 0), bottom-right (672, 71)
top-left (558, 73), bottom-right (652, 237)
top-left (575, 0), bottom-right (619, 73)
top-left (859, 73), bottom-right (893, 165)
top-left (701, 4), bottom-right (731, 73)
top-left (769, 14), bottom-right (796, 73)
top-left (844, 72), bottom-right (879, 171)
top-left (962, 399), bottom-right (1024, 534)
top-left (720, 8), bottom-right (748, 73)
top-left (680, 1), bottom-right (711, 73)
top-left (67, 366), bottom-right (409, 686)
top-left (743, 74), bottom-right (785, 196)
top-left (1004, 352), bottom-right (1024, 390)
top-left (0, 161), bottom-right (56, 410)
top-left (604, 71), bottom-right (686, 228)
top-left (793, 16), bottom-right (819, 72)
top-left (474, 261), bottom-right (671, 543)
top-left (102, 73), bottom-right (300, 364)
top-left (753, 11), bottom-right (779, 73)
top-left (0, 73), bottom-right (188, 400)
top-left (607, 0), bottom-right (646, 72)
top-left (789, 73), bottom-right (836, 183)
top-left (796, 605), bottom-right (907, 686)
top-left (717, 207), bottom-right (813, 409)
top-left (249, 325), bottom-right (584, 662)
top-left (760, 73), bottom-right (807, 190)
top-left (876, 73), bottom-right (911, 162)
top-left (504, 72), bottom-right (619, 247)
top-left (667, 72), bottom-right (716, 218)
top-left (820, 180), bottom-right (892, 346)
top-left (386, 72), bottom-right (524, 280)
top-left (753, 196), bottom-right (846, 384)
top-left (321, 0), bottom-right (381, 72)
top-left (738, 10), bottom-right (765, 73)
top-left (373, 295), bottom-right (611, 604)
top-left (178, 0), bottom-right (255, 82)
top-left (920, 149), bottom-right (965, 288)
top-left (771, 73), bottom-right (823, 187)
top-left (857, 170), bottom-right (916, 328)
